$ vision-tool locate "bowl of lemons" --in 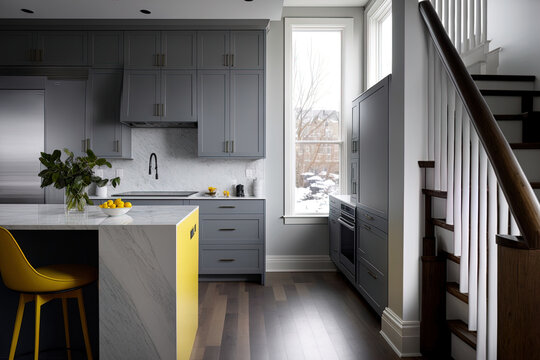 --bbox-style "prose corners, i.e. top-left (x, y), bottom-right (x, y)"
top-left (99, 198), bottom-right (132, 217)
